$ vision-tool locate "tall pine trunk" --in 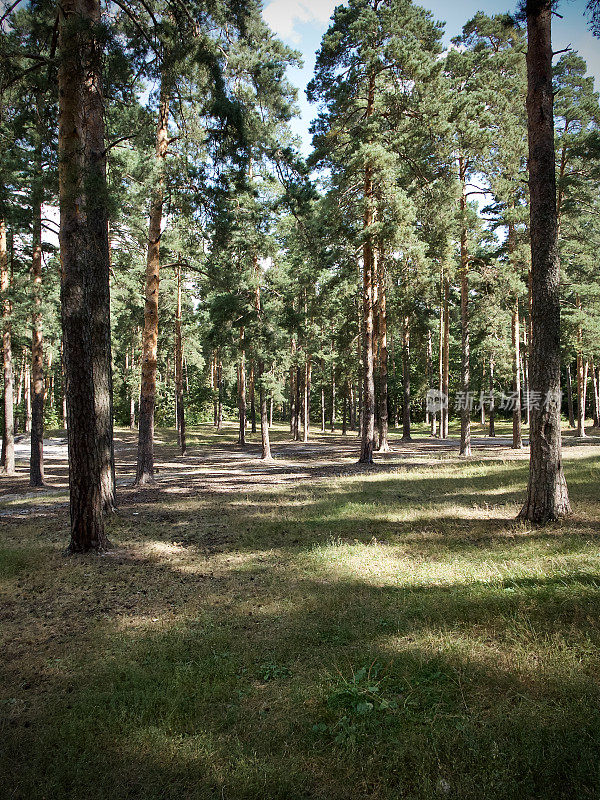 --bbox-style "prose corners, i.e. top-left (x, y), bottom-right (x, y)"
top-left (84, 4), bottom-right (115, 509)
top-left (459, 159), bottom-right (471, 456)
top-left (401, 314), bottom-right (411, 442)
top-left (488, 353), bottom-right (496, 437)
top-left (519, 0), bottom-right (570, 522)
top-left (175, 263), bottom-right (186, 455)
top-left (30, 182), bottom-right (44, 485)
top-left (136, 85), bottom-right (169, 484)
top-left (59, 0), bottom-right (106, 551)
top-left (512, 296), bottom-right (523, 449)
top-left (441, 276), bottom-right (450, 439)
top-left (576, 295), bottom-right (586, 437)
top-left (1, 215), bottom-right (14, 475)
top-left (359, 74), bottom-right (376, 464)
top-left (377, 252), bottom-right (389, 451)
top-left (238, 328), bottom-right (246, 446)
top-left (566, 363), bottom-right (575, 428)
